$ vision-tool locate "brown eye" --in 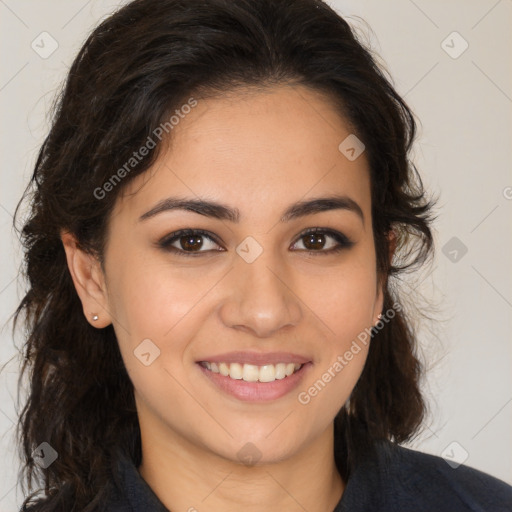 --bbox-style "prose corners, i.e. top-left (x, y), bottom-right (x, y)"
top-left (178, 234), bottom-right (204, 252)
top-left (158, 229), bottom-right (224, 256)
top-left (302, 232), bottom-right (327, 251)
top-left (291, 228), bottom-right (354, 254)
